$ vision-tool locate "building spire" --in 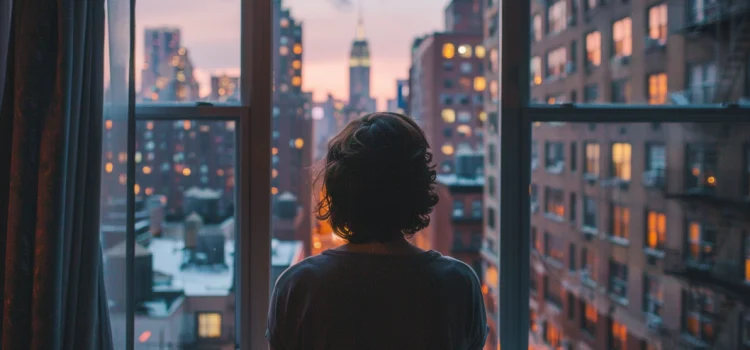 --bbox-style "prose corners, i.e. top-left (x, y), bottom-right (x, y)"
top-left (355, 1), bottom-right (365, 40)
